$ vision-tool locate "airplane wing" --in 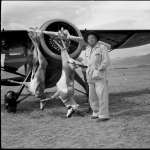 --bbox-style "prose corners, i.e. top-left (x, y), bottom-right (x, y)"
top-left (2, 30), bottom-right (150, 51)
top-left (1, 30), bottom-right (31, 49)
top-left (80, 30), bottom-right (150, 50)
